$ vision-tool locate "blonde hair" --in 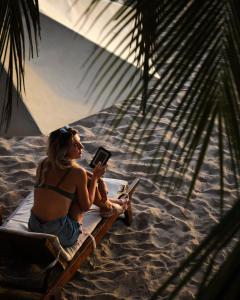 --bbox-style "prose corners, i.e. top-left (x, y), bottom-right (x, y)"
top-left (38, 126), bottom-right (79, 185)
top-left (46, 126), bottom-right (78, 170)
